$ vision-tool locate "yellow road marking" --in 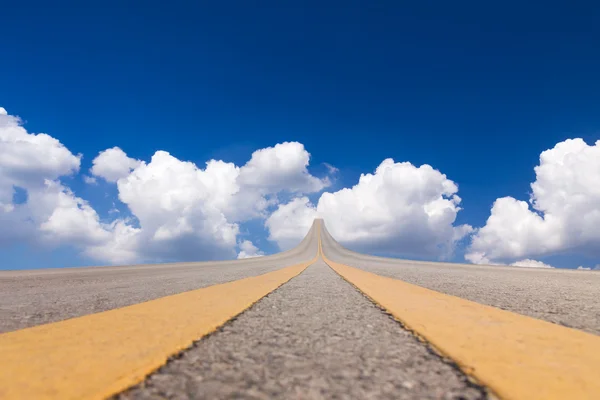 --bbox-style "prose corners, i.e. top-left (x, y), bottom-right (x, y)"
top-left (323, 256), bottom-right (600, 400)
top-left (0, 257), bottom-right (316, 400)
